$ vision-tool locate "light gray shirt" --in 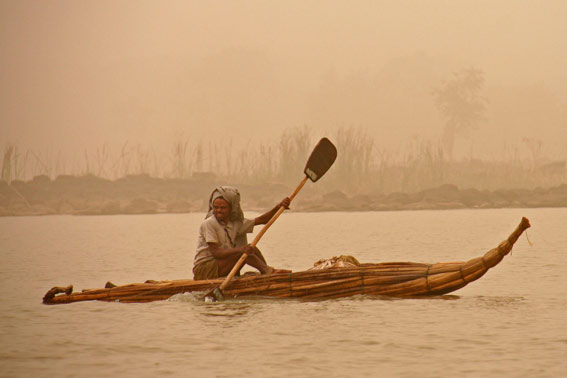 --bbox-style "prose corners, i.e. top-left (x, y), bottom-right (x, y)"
top-left (193, 216), bottom-right (255, 267)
